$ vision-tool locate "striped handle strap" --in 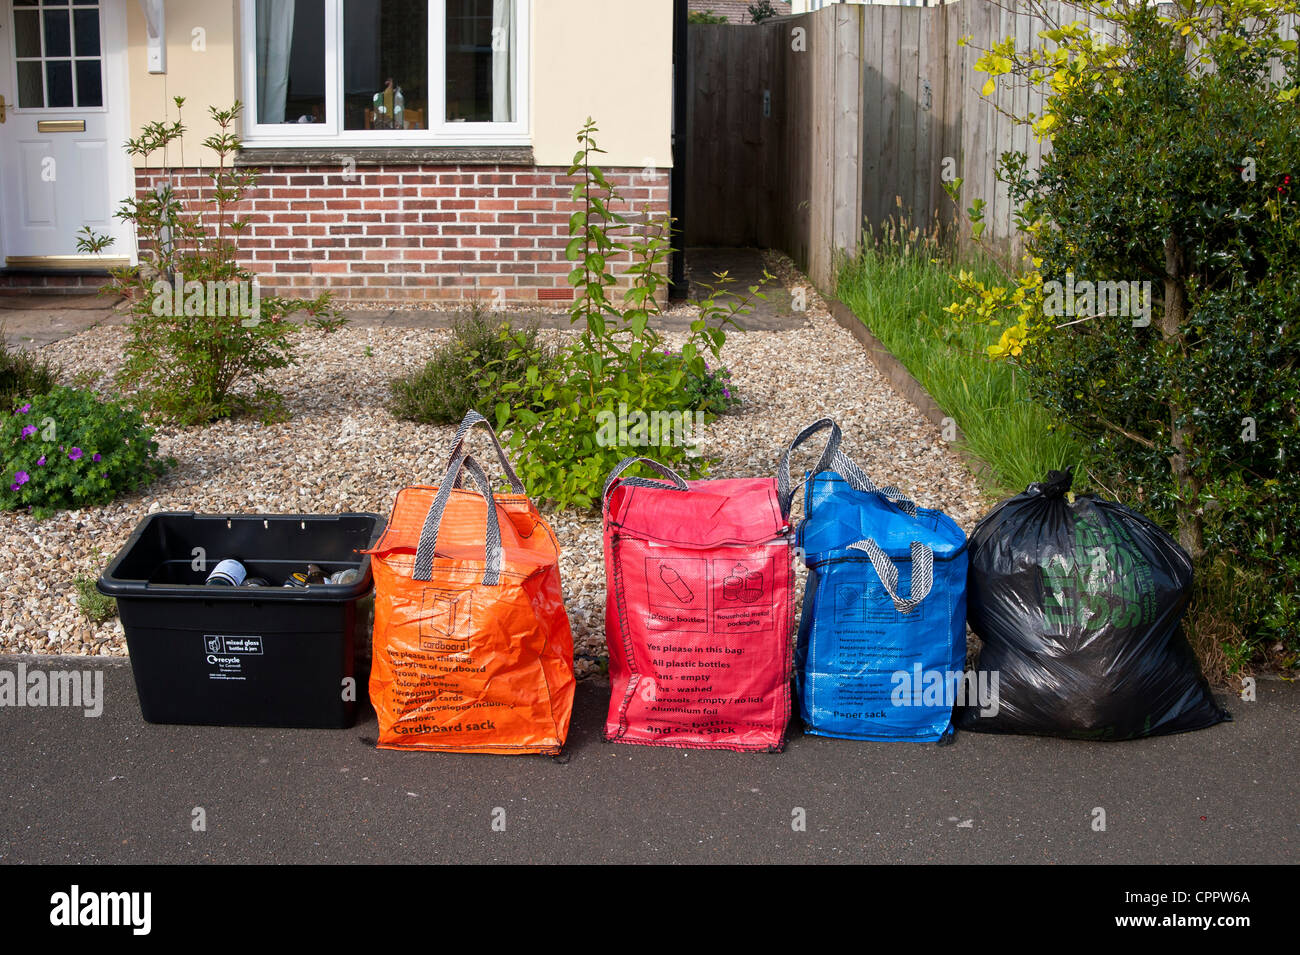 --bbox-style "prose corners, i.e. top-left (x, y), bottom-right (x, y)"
top-left (601, 456), bottom-right (690, 510)
top-left (847, 538), bottom-right (934, 614)
top-left (831, 450), bottom-right (919, 518)
top-left (414, 453), bottom-right (504, 586)
top-left (447, 409), bottom-right (526, 494)
top-left (777, 418), bottom-right (844, 519)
